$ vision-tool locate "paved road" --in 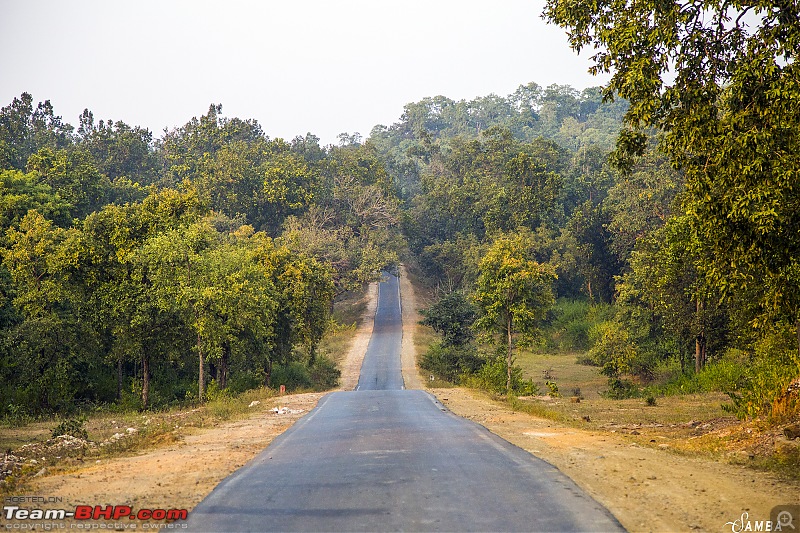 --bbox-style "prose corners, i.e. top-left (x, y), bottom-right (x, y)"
top-left (356, 273), bottom-right (404, 391)
top-left (186, 273), bottom-right (623, 532)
